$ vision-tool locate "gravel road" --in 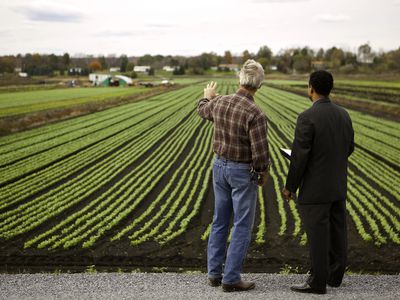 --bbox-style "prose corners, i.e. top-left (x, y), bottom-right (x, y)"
top-left (1, 273), bottom-right (399, 299)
